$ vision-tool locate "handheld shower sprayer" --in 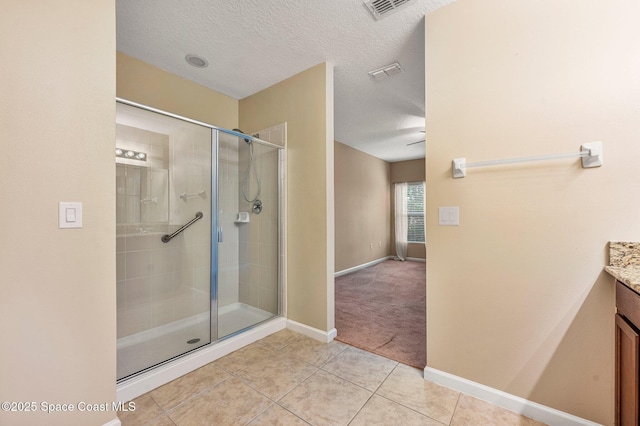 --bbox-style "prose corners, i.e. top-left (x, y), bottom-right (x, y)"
top-left (233, 129), bottom-right (262, 213)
